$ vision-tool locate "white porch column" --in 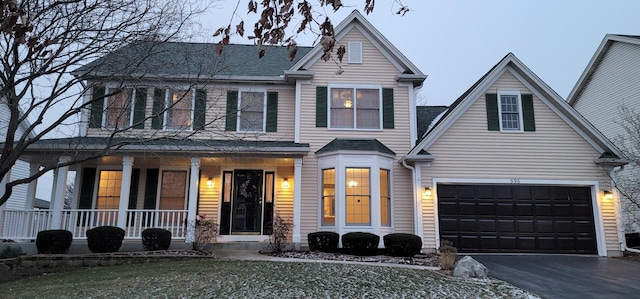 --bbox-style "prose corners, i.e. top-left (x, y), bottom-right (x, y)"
top-left (50, 157), bottom-right (69, 229)
top-left (117, 156), bottom-right (134, 228)
top-left (24, 163), bottom-right (39, 209)
top-left (185, 157), bottom-right (200, 243)
top-left (292, 158), bottom-right (303, 248)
